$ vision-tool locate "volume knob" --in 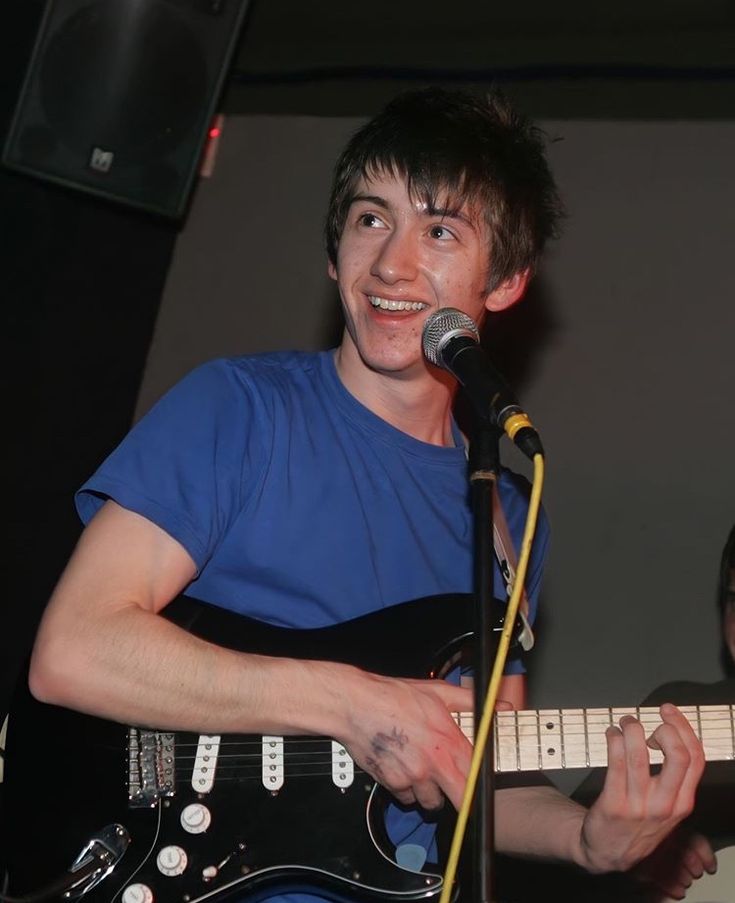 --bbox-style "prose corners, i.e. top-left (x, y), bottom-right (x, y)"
top-left (181, 803), bottom-right (212, 834)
